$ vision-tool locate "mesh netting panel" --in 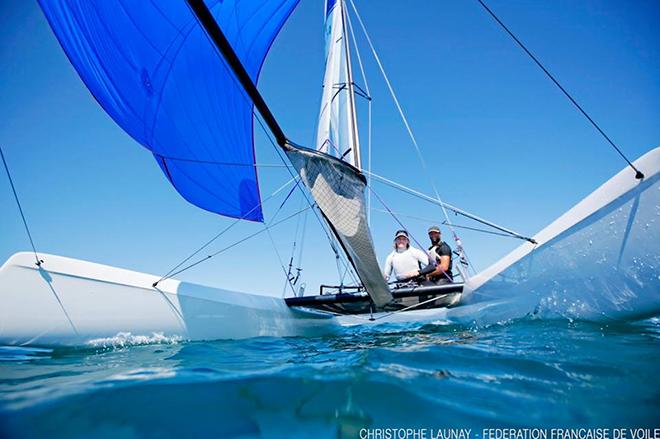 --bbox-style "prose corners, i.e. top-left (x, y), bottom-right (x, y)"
top-left (286, 146), bottom-right (393, 307)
